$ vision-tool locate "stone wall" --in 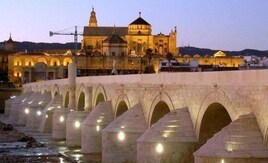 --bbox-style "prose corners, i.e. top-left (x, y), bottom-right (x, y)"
top-left (23, 70), bottom-right (268, 142)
